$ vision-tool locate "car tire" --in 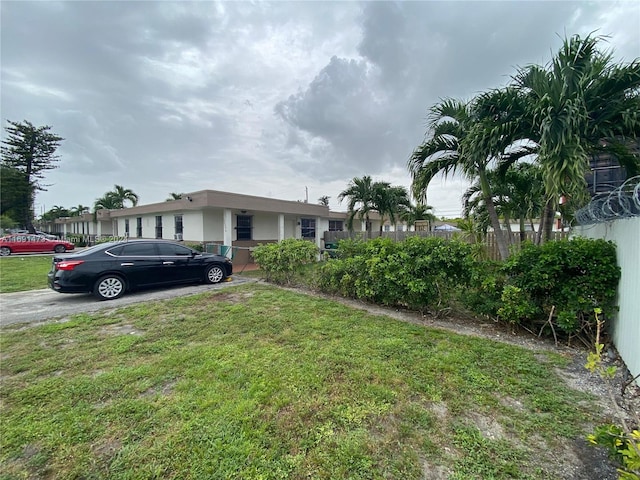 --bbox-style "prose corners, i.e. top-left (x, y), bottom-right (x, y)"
top-left (0, 247), bottom-right (11, 256)
top-left (205, 265), bottom-right (225, 284)
top-left (93, 275), bottom-right (126, 300)
top-left (54, 245), bottom-right (66, 253)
